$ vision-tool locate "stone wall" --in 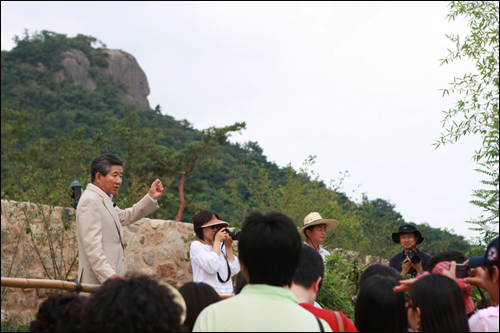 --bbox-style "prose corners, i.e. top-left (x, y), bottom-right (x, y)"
top-left (1, 200), bottom-right (195, 325)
